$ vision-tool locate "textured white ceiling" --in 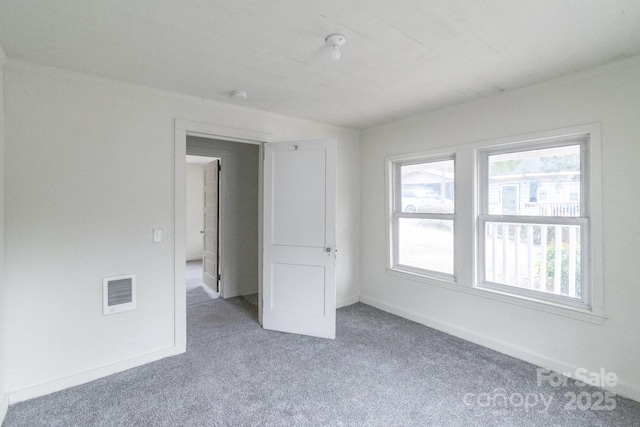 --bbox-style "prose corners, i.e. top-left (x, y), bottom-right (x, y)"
top-left (1, 0), bottom-right (639, 129)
